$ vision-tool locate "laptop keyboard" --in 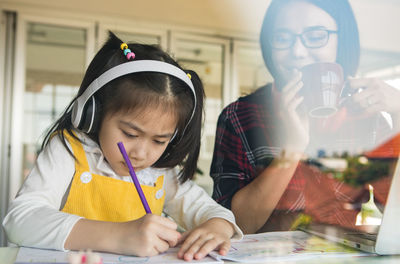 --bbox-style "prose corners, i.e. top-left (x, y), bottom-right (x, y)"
top-left (346, 232), bottom-right (377, 241)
